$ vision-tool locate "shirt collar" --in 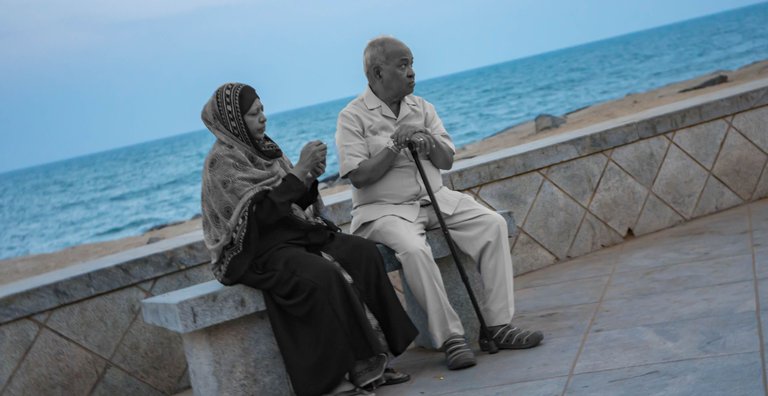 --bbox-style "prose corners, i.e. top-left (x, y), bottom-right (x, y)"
top-left (363, 86), bottom-right (418, 118)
